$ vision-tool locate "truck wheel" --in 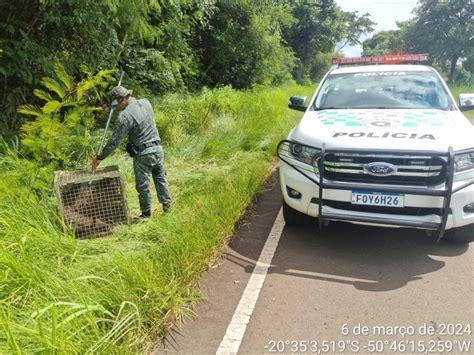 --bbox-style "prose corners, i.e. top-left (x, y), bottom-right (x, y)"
top-left (282, 200), bottom-right (311, 226)
top-left (443, 224), bottom-right (474, 244)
